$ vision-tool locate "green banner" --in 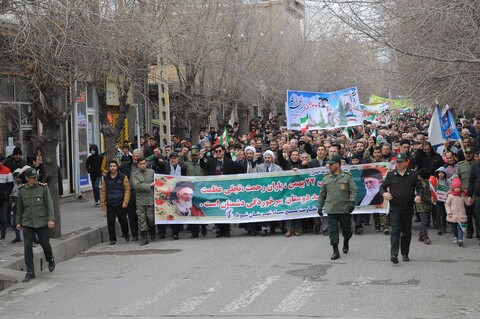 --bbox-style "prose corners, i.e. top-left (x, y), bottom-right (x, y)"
top-left (369, 95), bottom-right (415, 110)
top-left (154, 163), bottom-right (391, 224)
